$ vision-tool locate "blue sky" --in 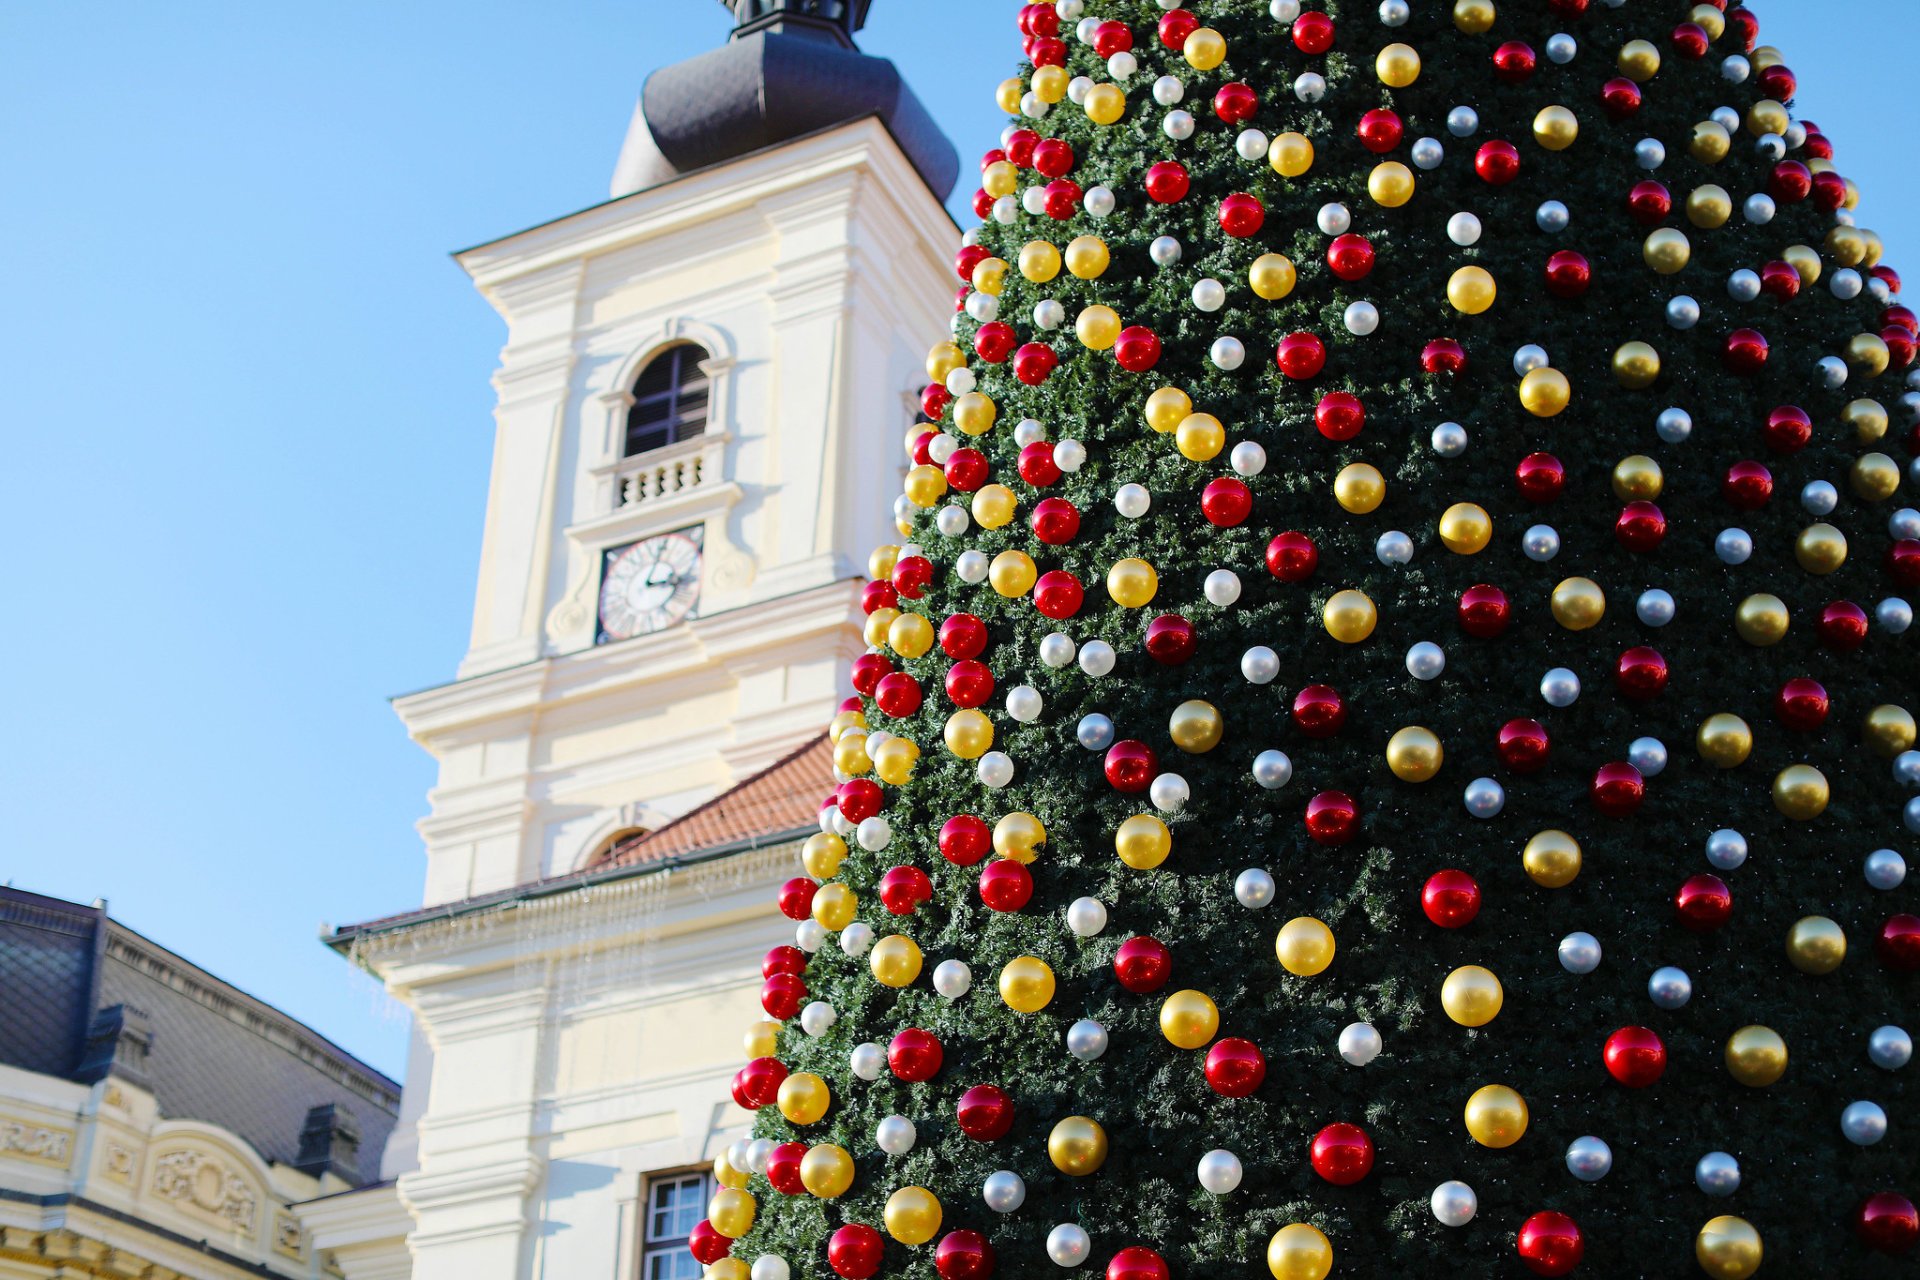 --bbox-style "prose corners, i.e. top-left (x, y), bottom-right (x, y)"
top-left (1, 3), bottom-right (1916, 1081)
